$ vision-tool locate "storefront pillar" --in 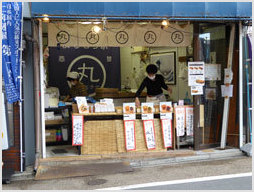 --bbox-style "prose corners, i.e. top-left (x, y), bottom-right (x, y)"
top-left (193, 23), bottom-right (202, 151)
